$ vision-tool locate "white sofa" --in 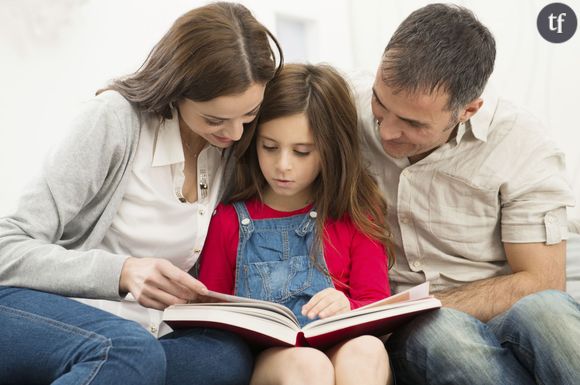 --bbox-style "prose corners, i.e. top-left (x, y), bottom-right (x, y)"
top-left (567, 230), bottom-right (580, 302)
